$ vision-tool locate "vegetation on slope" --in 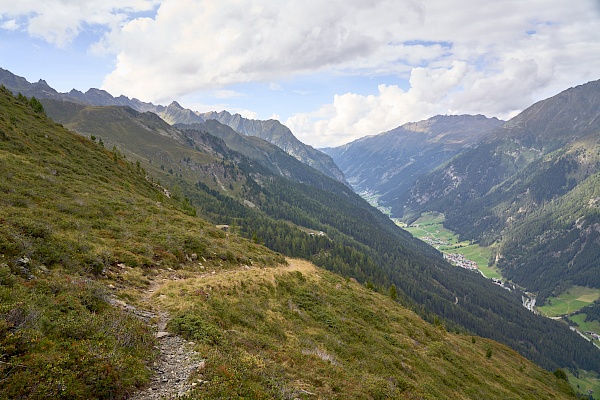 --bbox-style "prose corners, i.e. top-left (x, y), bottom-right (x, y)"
top-left (39, 95), bottom-right (600, 374)
top-left (150, 258), bottom-right (575, 399)
top-left (0, 86), bottom-right (282, 399)
top-left (404, 81), bottom-right (600, 303)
